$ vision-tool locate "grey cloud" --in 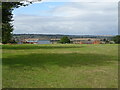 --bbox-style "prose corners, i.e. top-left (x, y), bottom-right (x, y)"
top-left (13, 2), bottom-right (118, 35)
